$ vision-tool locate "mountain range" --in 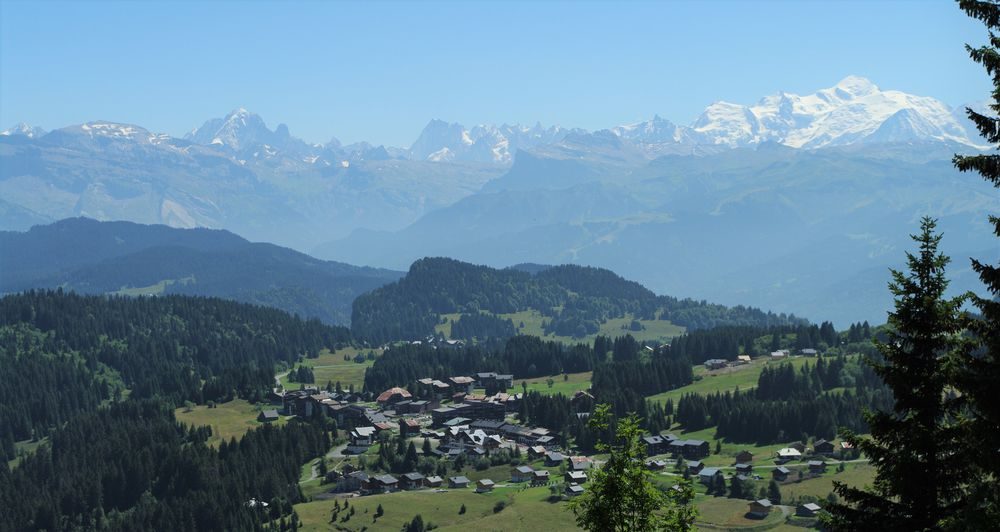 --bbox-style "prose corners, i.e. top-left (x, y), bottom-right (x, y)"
top-left (0, 218), bottom-right (402, 325)
top-left (2, 75), bottom-right (995, 325)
